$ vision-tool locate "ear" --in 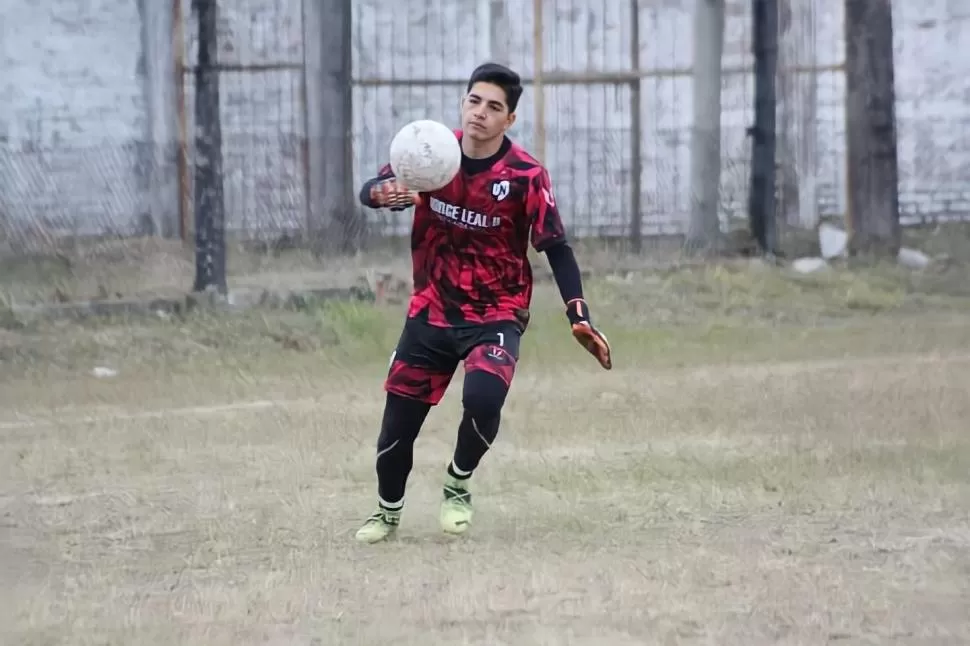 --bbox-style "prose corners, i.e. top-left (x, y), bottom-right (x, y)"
top-left (505, 112), bottom-right (517, 130)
